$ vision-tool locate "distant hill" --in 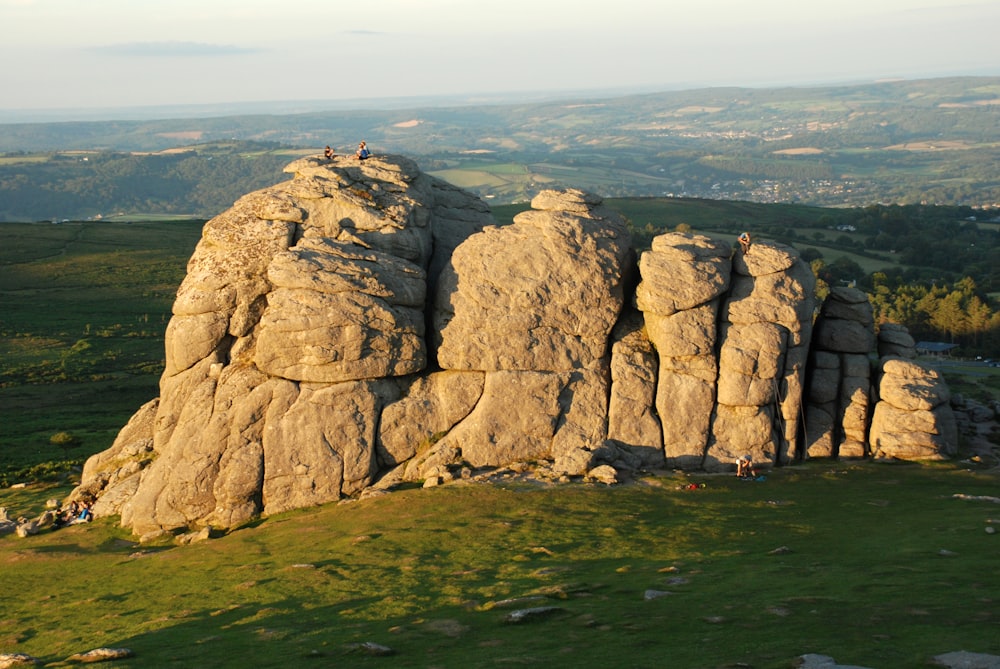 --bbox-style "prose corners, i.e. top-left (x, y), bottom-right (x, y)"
top-left (0, 76), bottom-right (998, 218)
